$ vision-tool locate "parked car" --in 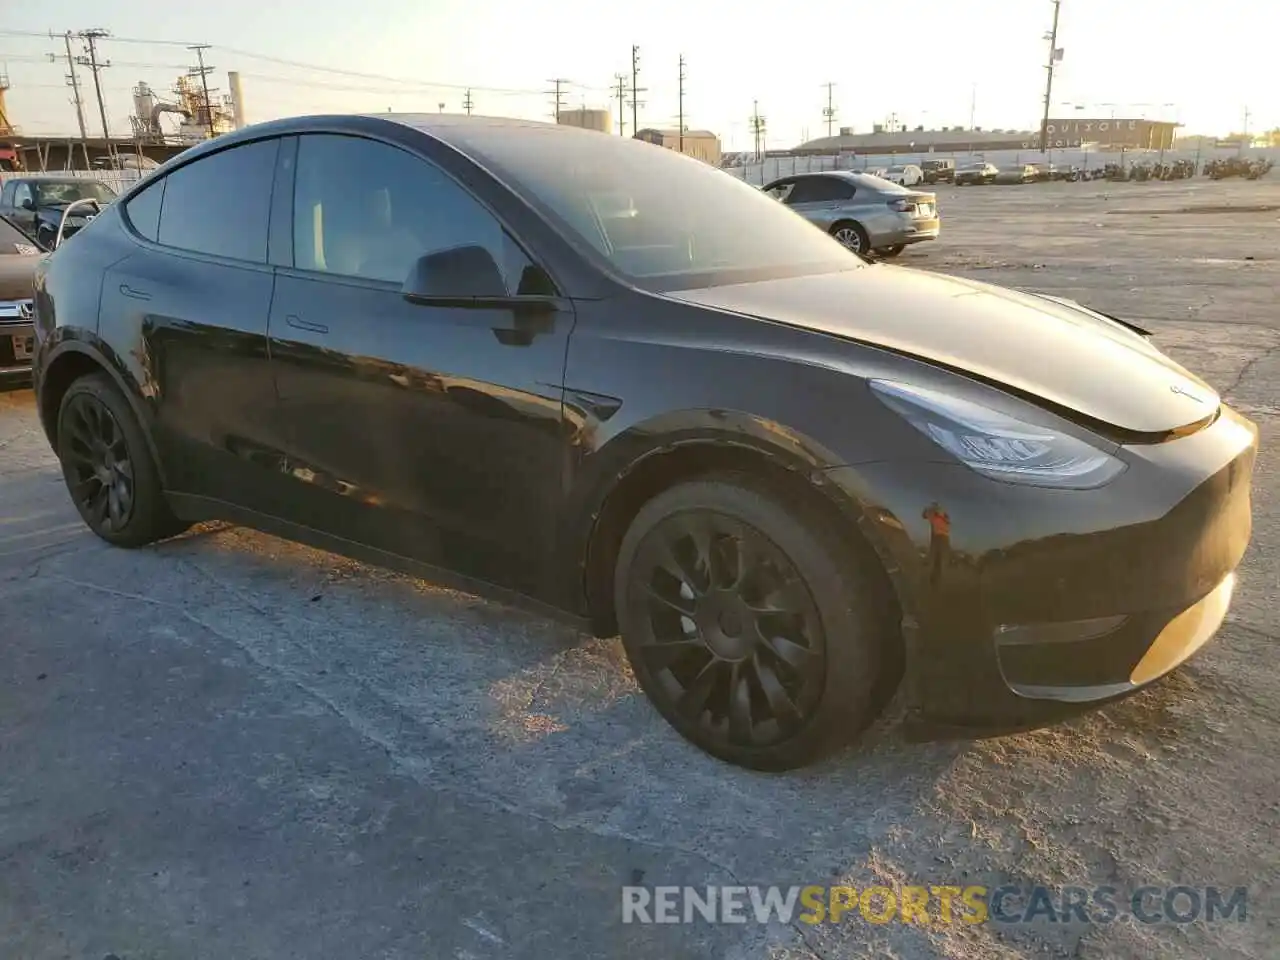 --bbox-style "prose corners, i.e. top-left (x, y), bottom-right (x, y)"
top-left (92, 153), bottom-right (160, 173)
top-left (0, 176), bottom-right (116, 249)
top-left (32, 115), bottom-right (1256, 770)
top-left (921, 159), bottom-right (955, 184)
top-left (0, 214), bottom-right (44, 384)
top-left (994, 164), bottom-right (1038, 184)
top-left (880, 164), bottom-right (924, 187)
top-left (954, 161), bottom-right (999, 185)
top-left (762, 171), bottom-right (939, 256)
